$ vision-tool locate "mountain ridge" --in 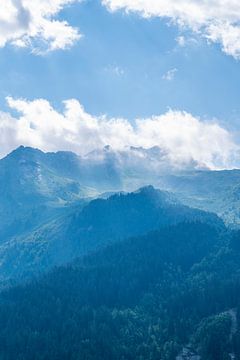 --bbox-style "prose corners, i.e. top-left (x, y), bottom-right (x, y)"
top-left (0, 185), bottom-right (222, 283)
